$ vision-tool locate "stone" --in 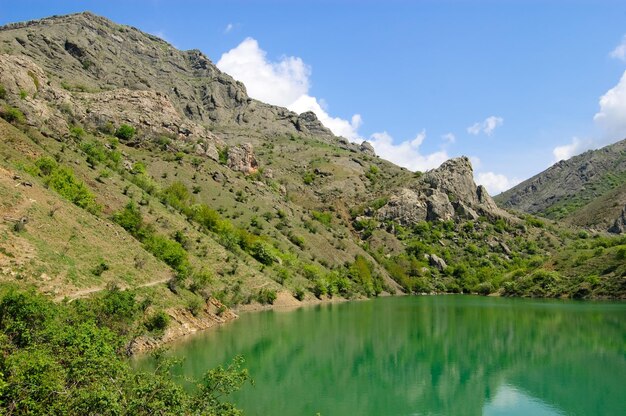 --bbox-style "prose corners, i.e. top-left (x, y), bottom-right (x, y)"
top-left (227, 143), bottom-right (258, 174)
top-left (427, 254), bottom-right (448, 271)
top-left (360, 141), bottom-right (375, 155)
